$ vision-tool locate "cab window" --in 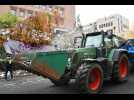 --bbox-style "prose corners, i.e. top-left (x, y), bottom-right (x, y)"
top-left (113, 36), bottom-right (125, 47)
top-left (104, 37), bottom-right (113, 48)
